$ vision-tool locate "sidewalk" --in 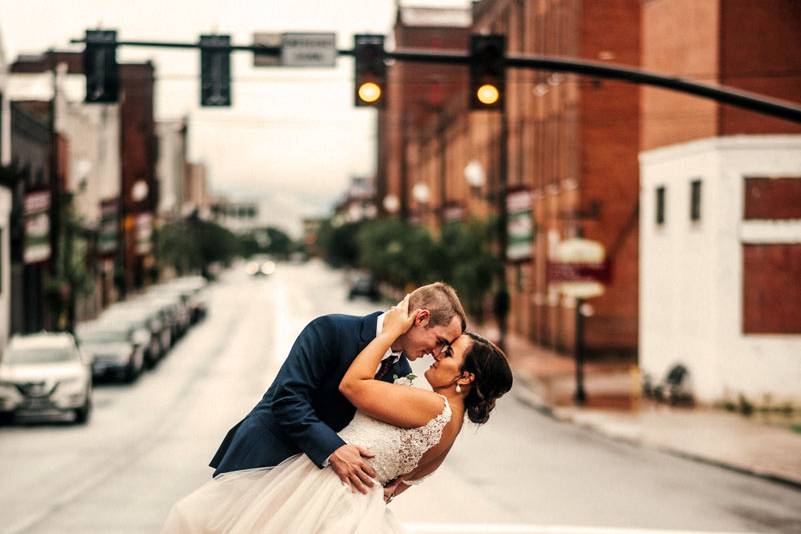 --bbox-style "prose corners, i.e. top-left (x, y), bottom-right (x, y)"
top-left (481, 326), bottom-right (801, 489)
